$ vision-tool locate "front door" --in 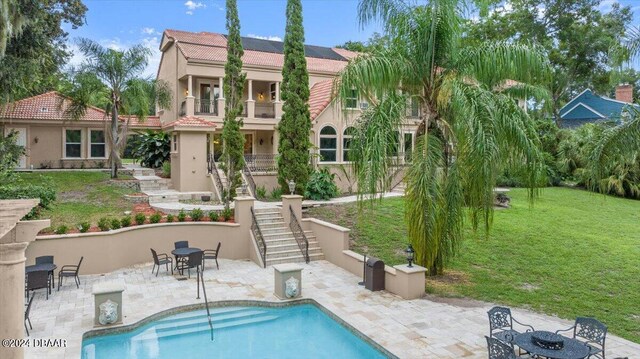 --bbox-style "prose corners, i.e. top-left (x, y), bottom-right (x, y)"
top-left (5, 127), bottom-right (27, 168)
top-left (199, 84), bottom-right (211, 113)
